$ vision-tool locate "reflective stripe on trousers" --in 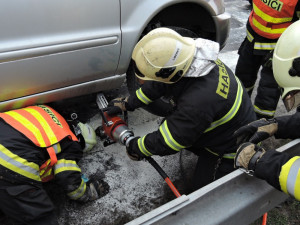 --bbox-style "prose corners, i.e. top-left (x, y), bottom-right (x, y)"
top-left (205, 147), bottom-right (236, 159)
